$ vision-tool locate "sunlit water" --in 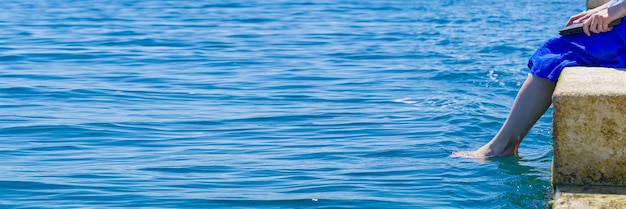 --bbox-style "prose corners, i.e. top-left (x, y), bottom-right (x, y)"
top-left (0, 0), bottom-right (584, 208)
